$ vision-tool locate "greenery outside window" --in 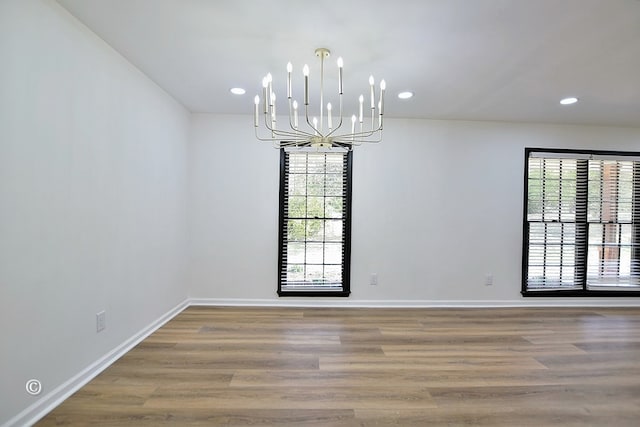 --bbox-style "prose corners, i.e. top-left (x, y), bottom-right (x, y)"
top-left (522, 148), bottom-right (640, 296)
top-left (278, 148), bottom-right (352, 296)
